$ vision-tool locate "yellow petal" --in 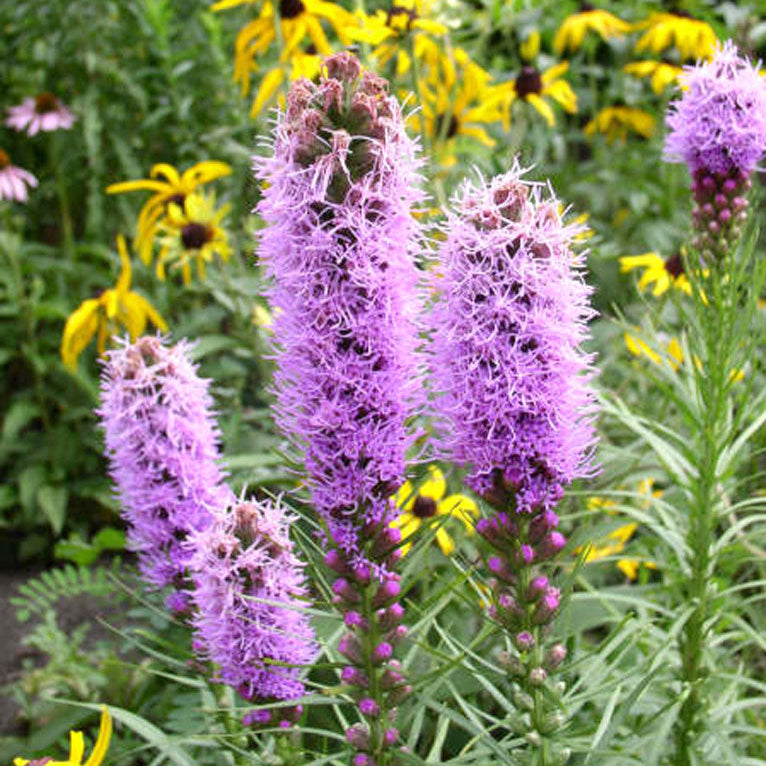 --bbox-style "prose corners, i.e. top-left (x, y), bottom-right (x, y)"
top-left (83, 706), bottom-right (112, 766)
top-left (150, 163), bottom-right (181, 186)
top-left (115, 235), bottom-right (133, 294)
top-left (69, 730), bottom-right (86, 765)
top-left (439, 494), bottom-right (478, 533)
top-left (435, 527), bottom-right (456, 556)
top-left (251, 68), bottom-right (285, 118)
top-left (61, 299), bottom-right (101, 369)
top-left (418, 465), bottom-right (446, 502)
top-left (105, 179), bottom-right (170, 195)
top-left (526, 93), bottom-right (555, 127)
